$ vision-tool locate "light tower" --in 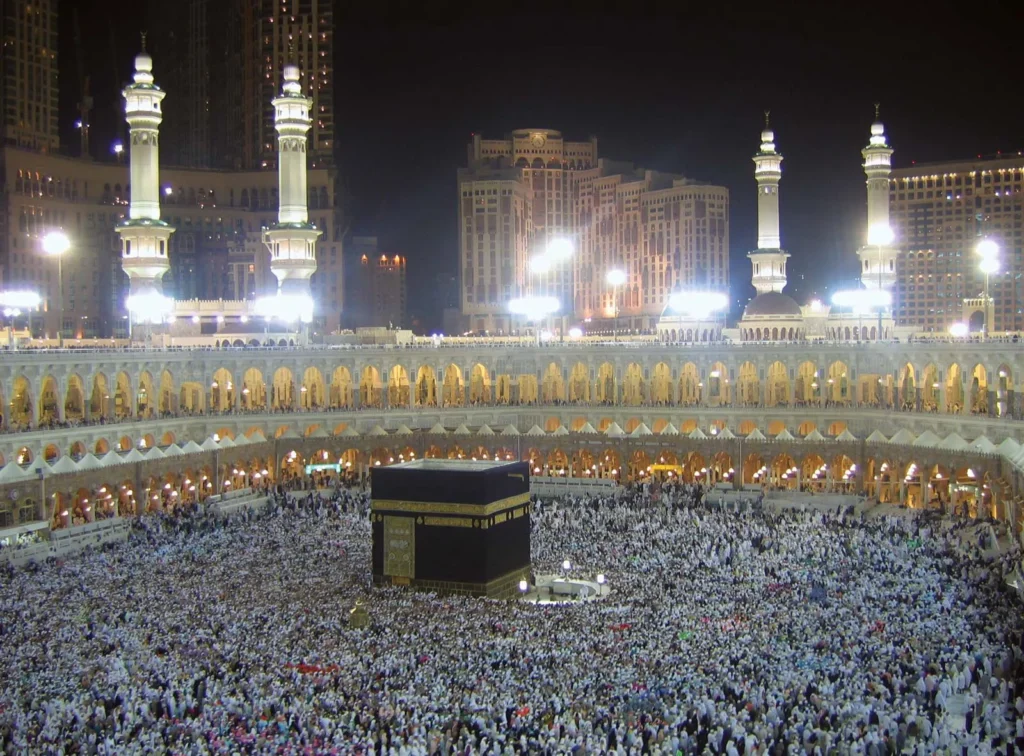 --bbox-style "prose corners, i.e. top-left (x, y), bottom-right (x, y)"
top-left (858, 104), bottom-right (897, 292)
top-left (261, 64), bottom-right (321, 324)
top-left (748, 113), bottom-right (789, 293)
top-left (116, 39), bottom-right (174, 328)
